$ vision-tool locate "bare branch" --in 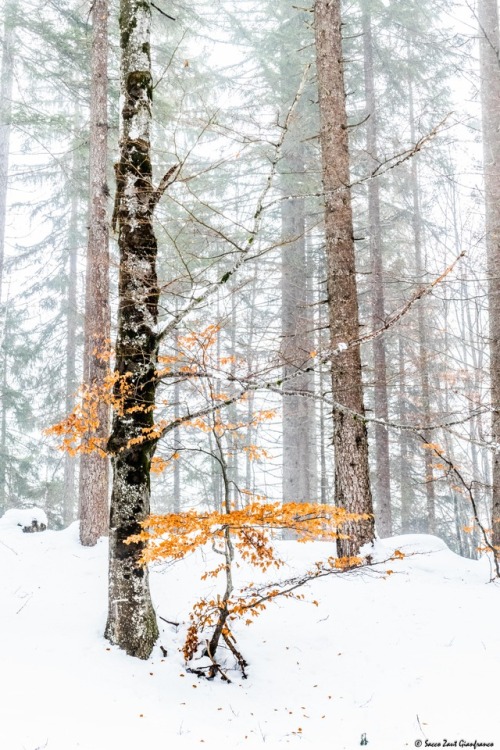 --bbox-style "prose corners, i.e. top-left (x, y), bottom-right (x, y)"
top-left (155, 63), bottom-right (312, 344)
